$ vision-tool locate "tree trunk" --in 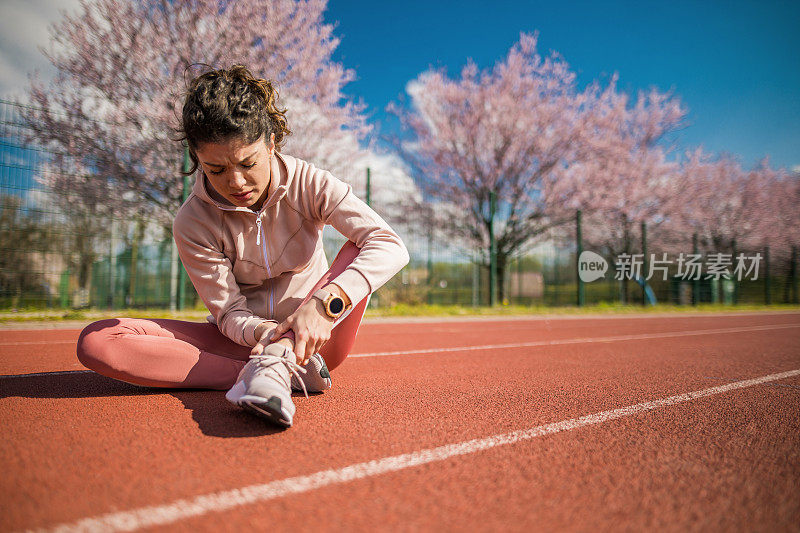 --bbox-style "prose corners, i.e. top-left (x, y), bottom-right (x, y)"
top-left (127, 216), bottom-right (145, 307)
top-left (75, 233), bottom-right (94, 289)
top-left (621, 213), bottom-right (631, 304)
top-left (782, 256), bottom-right (791, 304)
top-left (72, 231), bottom-right (97, 308)
top-left (496, 251), bottom-right (508, 304)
